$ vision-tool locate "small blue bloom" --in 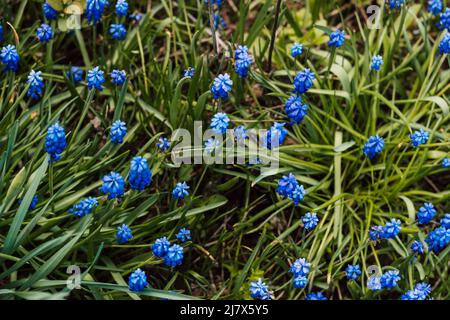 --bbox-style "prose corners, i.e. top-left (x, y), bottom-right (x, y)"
top-left (36, 23), bottom-right (53, 43)
top-left (109, 23), bottom-right (127, 41)
top-left (415, 282), bottom-right (432, 297)
top-left (380, 270), bottom-right (401, 289)
top-left (363, 134), bottom-right (385, 159)
top-left (371, 55), bottom-right (384, 71)
top-left (367, 275), bottom-right (381, 291)
top-left (439, 33), bottom-right (450, 54)
top-left (86, 0), bottom-right (109, 25)
top-left (1, 44), bottom-right (20, 72)
top-left (152, 237), bottom-right (170, 257)
top-left (345, 264), bottom-right (362, 281)
top-left (293, 68), bottom-right (315, 94)
top-left (234, 45), bottom-right (249, 60)
top-left (410, 129), bottom-right (429, 147)
top-left (438, 8), bottom-right (450, 30)
top-left (428, 0), bottom-right (443, 16)
top-left (116, 224), bottom-right (132, 243)
top-left (369, 225), bottom-right (384, 241)
top-left (442, 157), bottom-right (450, 168)
top-left (289, 258), bottom-right (311, 277)
top-left (302, 212), bottom-right (318, 231)
top-left (411, 240), bottom-right (425, 254)
top-left (19, 194), bottom-right (39, 211)
top-left (285, 95), bottom-right (308, 124)
top-left (293, 275), bottom-right (308, 289)
top-left (130, 12), bottom-right (143, 22)
top-left (129, 156), bottom-right (152, 191)
top-left (69, 197), bottom-right (98, 217)
top-left (87, 66), bottom-right (105, 91)
top-left (328, 29), bottom-right (346, 48)
top-left (45, 122), bottom-right (66, 162)
top-left (305, 292), bottom-right (327, 300)
top-left (128, 268), bottom-right (148, 292)
top-left (66, 67), bottom-right (83, 83)
top-left (417, 202), bottom-right (436, 224)
top-left (176, 228), bottom-right (191, 243)
top-left (214, 13), bottom-right (227, 29)
top-left (205, 138), bottom-right (220, 156)
top-left (183, 67), bottom-right (195, 78)
top-left (27, 70), bottom-right (45, 100)
top-left (115, 0), bottom-right (129, 17)
top-left (172, 182), bottom-right (190, 200)
top-left (291, 43), bottom-right (303, 58)
top-left (276, 173), bottom-right (298, 199)
top-left (389, 0), bottom-right (405, 10)
top-left (233, 125), bottom-right (248, 142)
top-left (99, 172), bottom-right (125, 199)
top-left (211, 73), bottom-right (233, 99)
top-left (382, 219), bottom-right (401, 239)
top-left (291, 184), bottom-right (305, 205)
top-left (249, 278), bottom-right (271, 300)
top-left (164, 244), bottom-right (184, 267)
top-left (110, 120), bottom-right (127, 144)
top-left (440, 213), bottom-right (450, 228)
top-left (265, 122), bottom-right (288, 149)
top-left (234, 46), bottom-right (252, 78)
top-left (43, 1), bottom-right (58, 20)
top-left (157, 137), bottom-right (171, 152)
top-left (111, 69), bottom-right (126, 85)
top-left (210, 112), bottom-right (230, 134)
top-left (425, 226), bottom-right (450, 252)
